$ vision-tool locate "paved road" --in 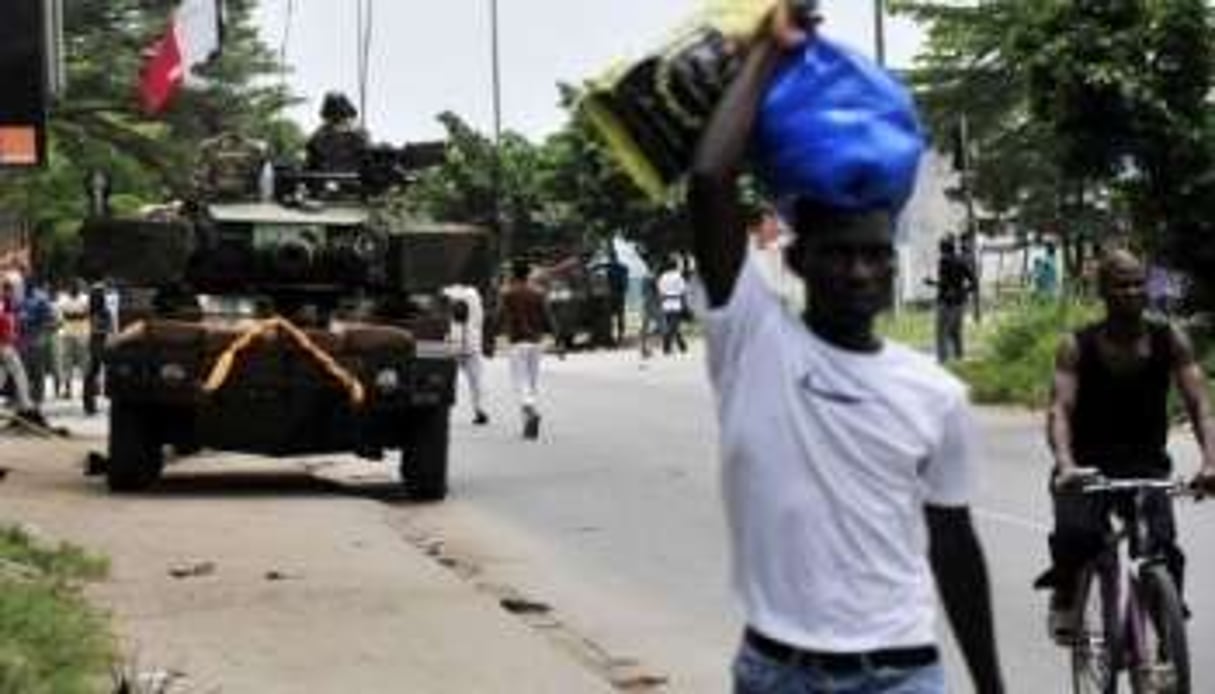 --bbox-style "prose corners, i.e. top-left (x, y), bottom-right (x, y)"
top-left (404, 343), bottom-right (1215, 693)
top-left (30, 342), bottom-right (1214, 692)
